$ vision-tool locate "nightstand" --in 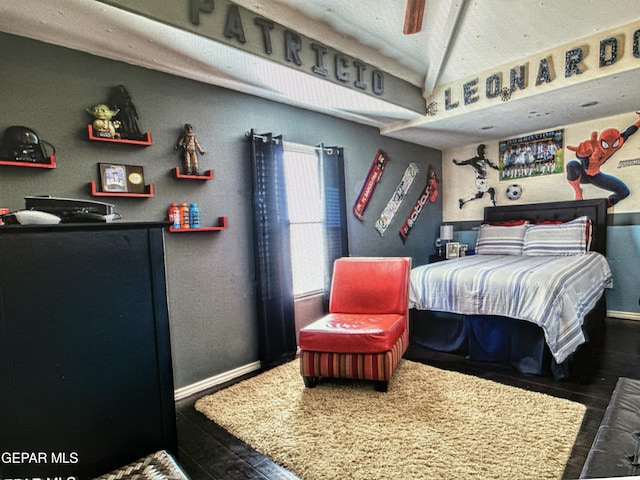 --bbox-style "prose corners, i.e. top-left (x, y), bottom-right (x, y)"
top-left (428, 253), bottom-right (448, 263)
